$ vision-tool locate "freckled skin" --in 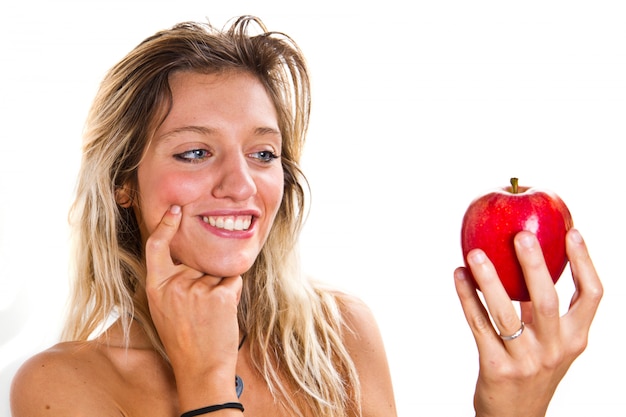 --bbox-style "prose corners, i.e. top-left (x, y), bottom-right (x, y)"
top-left (461, 184), bottom-right (573, 301)
top-left (135, 71), bottom-right (285, 278)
